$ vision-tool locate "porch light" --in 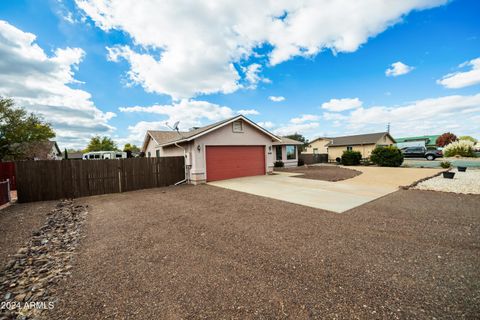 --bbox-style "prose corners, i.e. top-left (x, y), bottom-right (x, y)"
top-left (197, 145), bottom-right (201, 152)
